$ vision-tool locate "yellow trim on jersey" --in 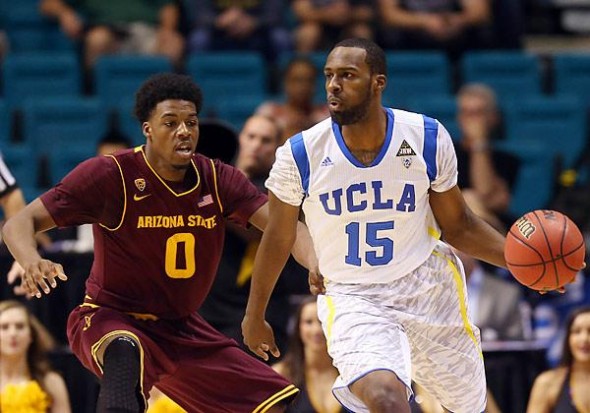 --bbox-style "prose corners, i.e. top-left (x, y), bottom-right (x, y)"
top-left (99, 155), bottom-right (127, 231)
top-left (134, 146), bottom-right (142, 153)
top-left (80, 302), bottom-right (100, 309)
top-left (428, 226), bottom-right (441, 240)
top-left (209, 159), bottom-right (223, 214)
top-left (324, 296), bottom-right (336, 350)
top-left (252, 384), bottom-right (299, 413)
top-left (139, 146), bottom-right (200, 197)
top-left (127, 312), bottom-right (158, 321)
top-left (90, 330), bottom-right (147, 411)
top-left (432, 250), bottom-right (483, 359)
